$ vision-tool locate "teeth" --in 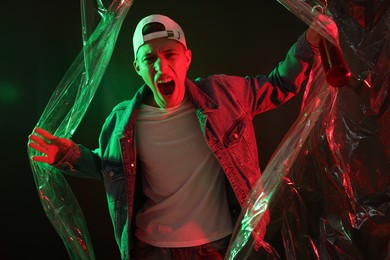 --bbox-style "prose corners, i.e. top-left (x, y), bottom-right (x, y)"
top-left (157, 78), bottom-right (172, 84)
